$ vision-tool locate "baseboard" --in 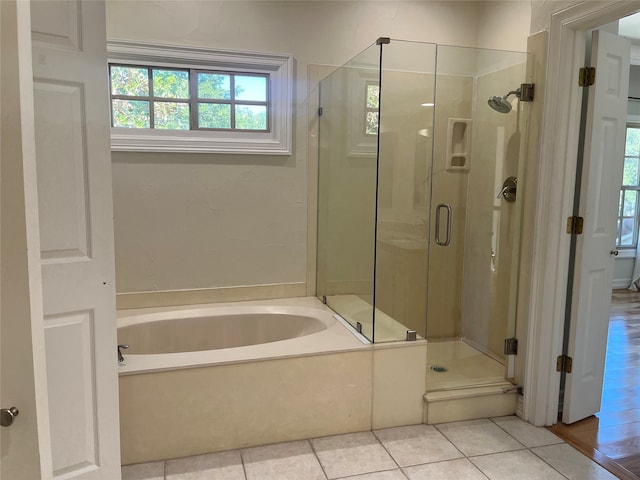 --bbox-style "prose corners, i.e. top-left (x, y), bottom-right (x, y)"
top-left (612, 279), bottom-right (632, 289)
top-left (116, 283), bottom-right (307, 310)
